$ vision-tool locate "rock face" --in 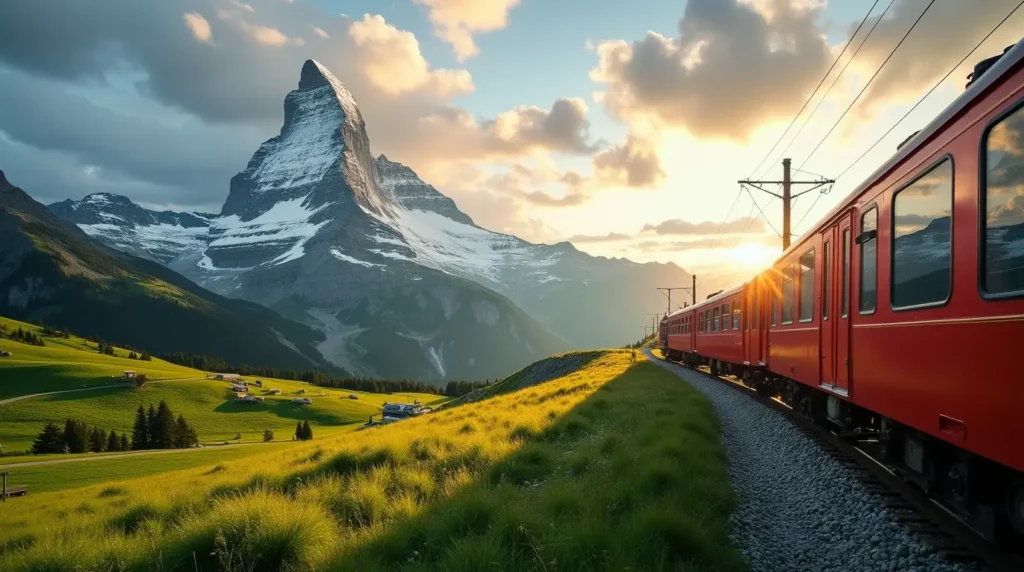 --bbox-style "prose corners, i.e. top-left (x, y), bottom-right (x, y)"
top-left (48, 59), bottom-right (688, 382)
